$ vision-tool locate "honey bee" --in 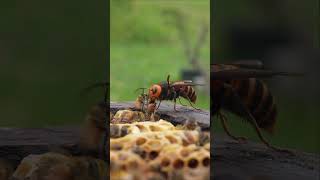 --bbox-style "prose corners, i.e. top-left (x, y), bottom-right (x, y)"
top-left (134, 88), bottom-right (159, 121)
top-left (146, 75), bottom-right (200, 112)
top-left (134, 88), bottom-right (148, 111)
top-left (211, 60), bottom-right (302, 153)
